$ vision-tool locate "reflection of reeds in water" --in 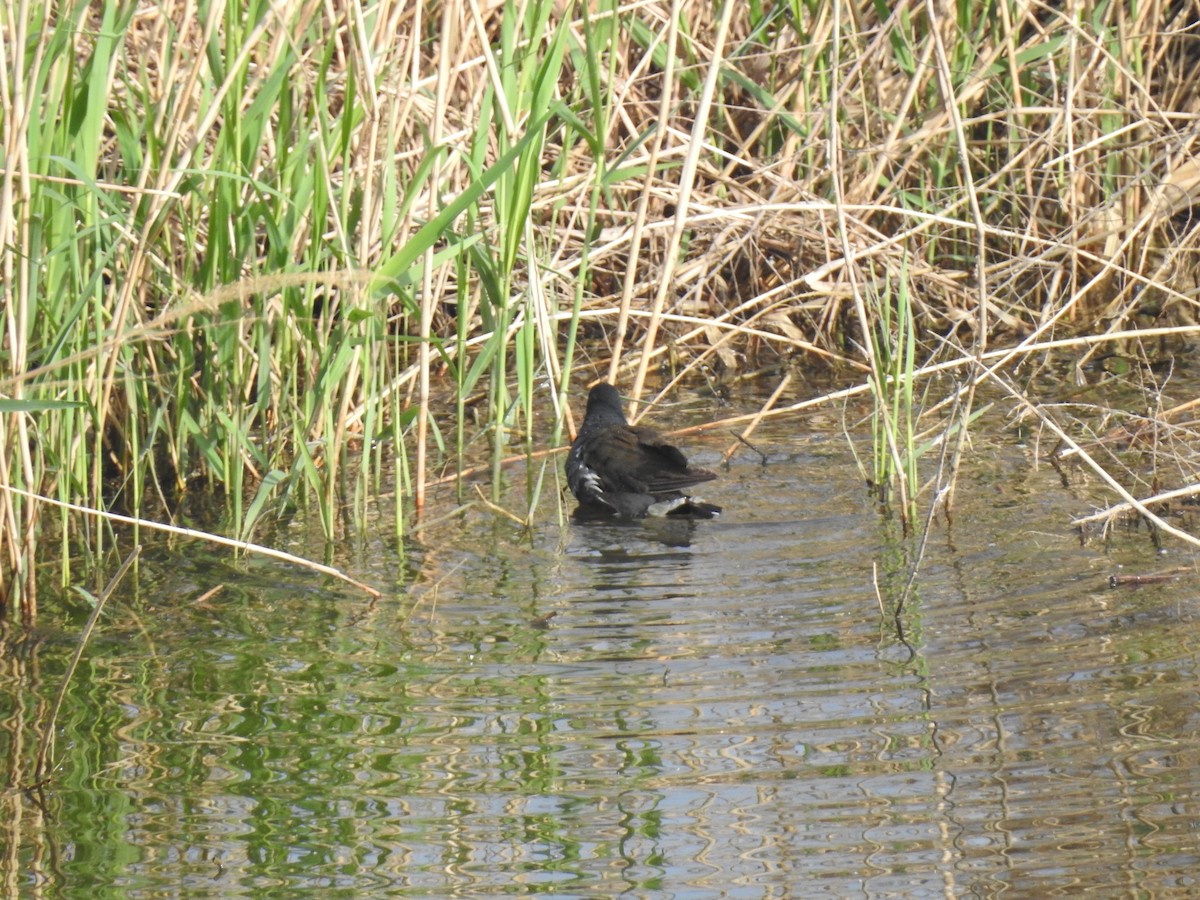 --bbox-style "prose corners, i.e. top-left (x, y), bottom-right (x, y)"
top-left (4, 0), bottom-right (1200, 619)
